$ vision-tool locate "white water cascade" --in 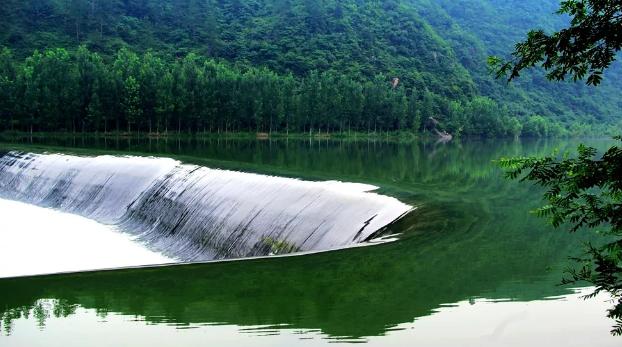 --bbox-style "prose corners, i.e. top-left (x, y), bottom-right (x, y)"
top-left (0, 151), bottom-right (412, 261)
